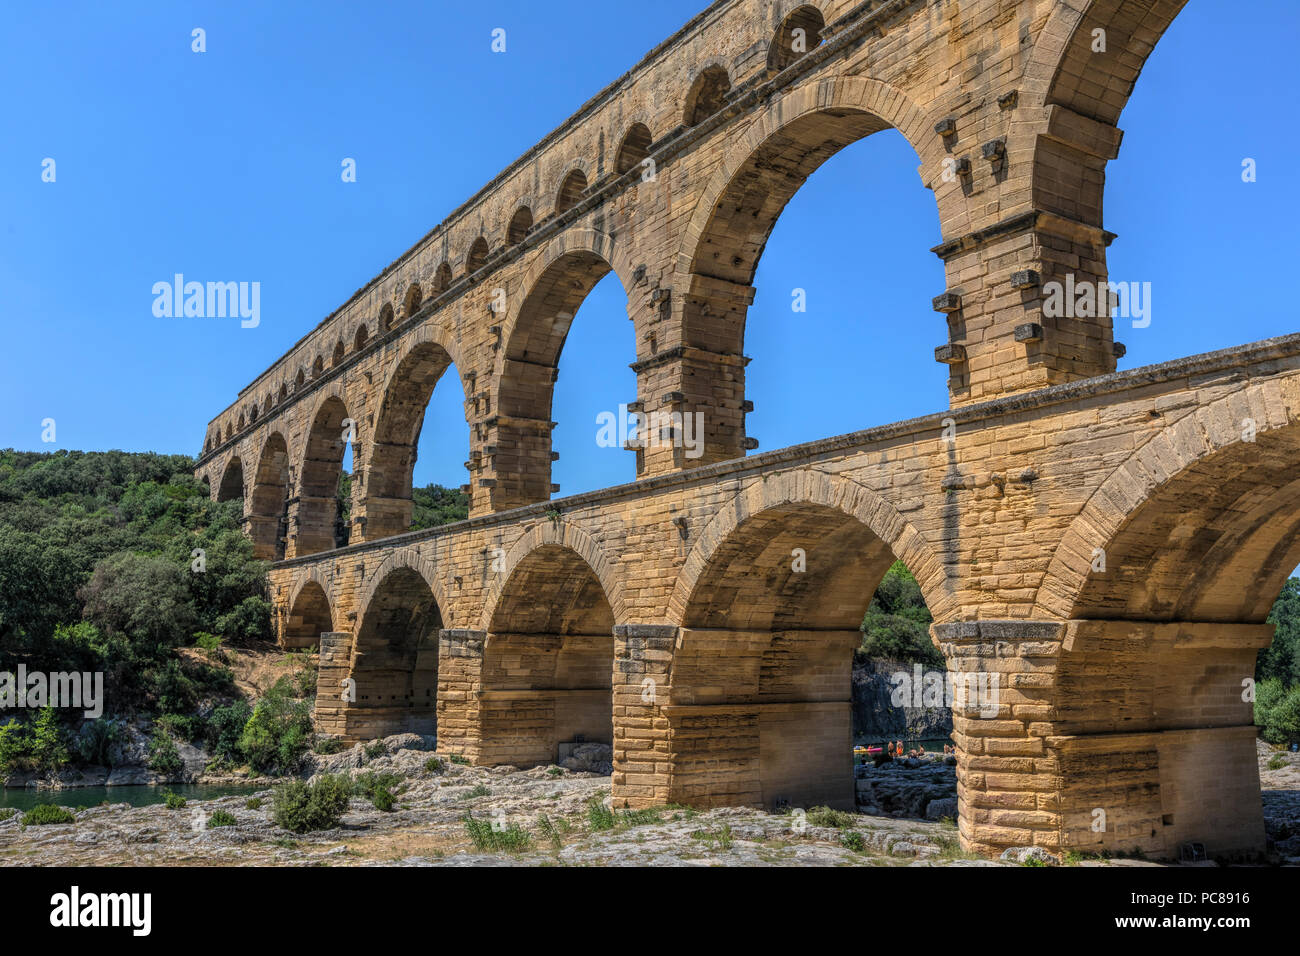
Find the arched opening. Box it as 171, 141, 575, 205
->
552, 271, 637, 495
1091, 1, 1296, 368
672, 501, 916, 810
403, 283, 423, 319
295, 369, 305, 391
682, 106, 942, 462
365, 341, 467, 540
768, 5, 824, 72
555, 170, 587, 214
331, 340, 345, 367
683, 65, 730, 127
347, 567, 441, 740
507, 205, 534, 245
224, 424, 233, 441
465, 237, 489, 276
614, 123, 652, 175
216, 456, 244, 504
354, 324, 368, 352
379, 303, 394, 333
312, 355, 324, 377
296, 396, 352, 557
480, 545, 614, 767
248, 404, 258, 424
497, 248, 628, 506
434, 262, 453, 293
248, 433, 289, 561
1031, 420, 1300, 860
284, 580, 332, 650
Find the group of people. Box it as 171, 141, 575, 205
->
880, 741, 957, 759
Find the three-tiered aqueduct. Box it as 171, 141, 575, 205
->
194, 0, 1298, 858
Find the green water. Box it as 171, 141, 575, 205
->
0, 783, 263, 813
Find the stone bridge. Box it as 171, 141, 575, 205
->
193, 0, 1298, 859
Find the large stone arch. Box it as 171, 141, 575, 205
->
362, 323, 471, 541
247, 431, 290, 561
293, 385, 353, 557
340, 560, 443, 742
654, 469, 948, 812
478, 520, 624, 633
1036, 377, 1300, 622
356, 545, 454, 632
216, 455, 245, 503
1025, 0, 1188, 127
659, 74, 944, 468
669, 470, 952, 625
283, 570, 334, 650
486, 228, 636, 510
475, 532, 619, 768
674, 74, 939, 283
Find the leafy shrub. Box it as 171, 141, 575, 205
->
193, 631, 221, 651
271, 775, 351, 833
207, 810, 236, 828
364, 741, 387, 760
449, 754, 468, 765
372, 787, 395, 812
22, 804, 75, 826
204, 700, 251, 764
313, 736, 343, 755
466, 784, 490, 798
147, 726, 183, 775
840, 831, 866, 852
424, 756, 445, 774
239, 678, 313, 775
0, 708, 69, 773
807, 806, 858, 829
462, 813, 532, 853
1255, 679, 1300, 745
157, 712, 204, 743
354, 772, 401, 799
1268, 753, 1287, 770
0, 808, 17, 822
245, 797, 263, 810
163, 790, 186, 810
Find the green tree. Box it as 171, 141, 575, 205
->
859, 561, 942, 667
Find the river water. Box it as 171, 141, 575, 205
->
0, 783, 263, 812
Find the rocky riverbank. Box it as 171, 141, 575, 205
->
0, 735, 1002, 867
4, 736, 1295, 866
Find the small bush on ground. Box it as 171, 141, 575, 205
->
271, 774, 351, 833
806, 806, 857, 829
207, 810, 236, 828
23, 804, 75, 826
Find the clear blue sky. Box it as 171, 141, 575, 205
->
2, 0, 1298, 498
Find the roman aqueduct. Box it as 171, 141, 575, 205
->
193, 0, 1298, 859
